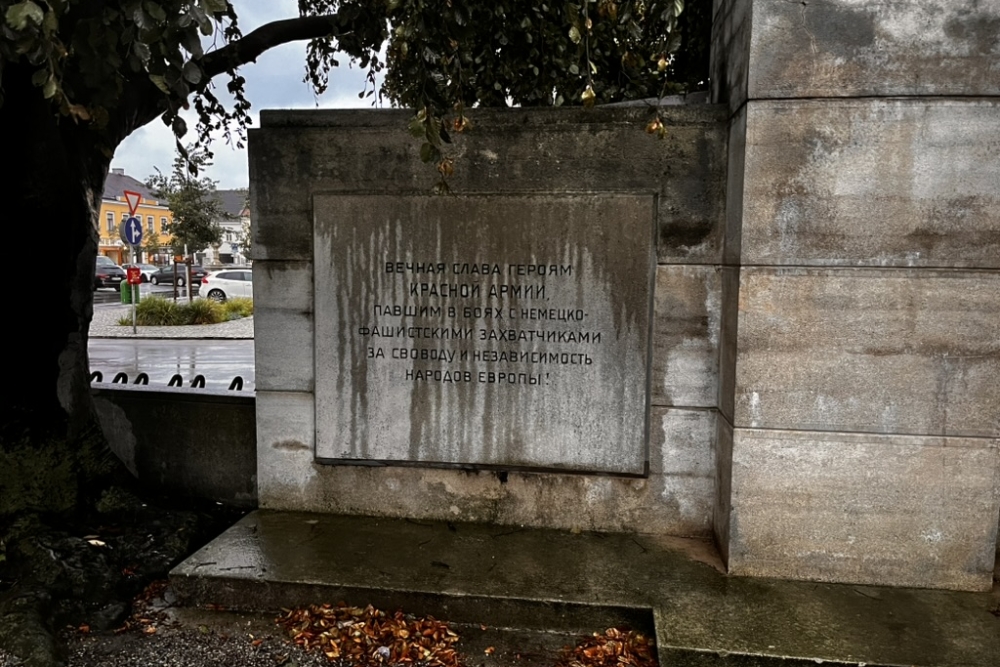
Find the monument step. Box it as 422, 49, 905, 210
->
170, 510, 1000, 667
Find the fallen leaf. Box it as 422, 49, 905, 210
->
143, 626, 157, 635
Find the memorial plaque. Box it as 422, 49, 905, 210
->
314, 194, 655, 474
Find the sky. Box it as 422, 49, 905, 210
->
111, 1, 384, 190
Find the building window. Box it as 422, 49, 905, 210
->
160, 217, 167, 232
106, 212, 114, 232
147, 216, 154, 234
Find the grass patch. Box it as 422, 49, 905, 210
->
222, 297, 254, 319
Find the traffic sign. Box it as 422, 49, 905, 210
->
120, 216, 143, 246
126, 266, 142, 285
123, 190, 142, 215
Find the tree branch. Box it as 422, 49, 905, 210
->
200, 15, 340, 79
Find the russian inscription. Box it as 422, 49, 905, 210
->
313, 194, 654, 473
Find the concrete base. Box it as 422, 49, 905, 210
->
171, 511, 1000, 666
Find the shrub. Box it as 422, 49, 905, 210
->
133, 296, 182, 326
223, 297, 254, 319
179, 298, 224, 325
118, 294, 253, 327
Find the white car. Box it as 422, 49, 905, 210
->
202, 269, 253, 302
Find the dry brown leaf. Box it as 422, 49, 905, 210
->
555, 628, 656, 667
277, 603, 463, 667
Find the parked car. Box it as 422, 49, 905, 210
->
123, 263, 160, 283
94, 263, 127, 290
149, 264, 207, 287
202, 269, 253, 302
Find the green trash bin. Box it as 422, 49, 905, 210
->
120, 281, 139, 305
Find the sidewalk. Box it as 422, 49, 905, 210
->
90, 304, 254, 339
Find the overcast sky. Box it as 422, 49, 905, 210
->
111, 1, 383, 190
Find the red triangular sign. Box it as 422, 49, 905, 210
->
123, 190, 142, 215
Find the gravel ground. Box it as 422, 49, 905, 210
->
0, 587, 578, 667
64, 616, 329, 667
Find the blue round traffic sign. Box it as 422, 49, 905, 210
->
123, 216, 143, 246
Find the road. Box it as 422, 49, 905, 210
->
88, 338, 255, 392
93, 282, 197, 306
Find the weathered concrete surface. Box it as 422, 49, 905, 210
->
717, 267, 739, 426
652, 265, 720, 408
722, 106, 746, 265
252, 260, 313, 394
740, 99, 1000, 268
250, 106, 727, 265
171, 511, 1000, 665
710, 0, 752, 110
93, 386, 257, 506
734, 268, 1000, 437
749, 0, 1000, 101
712, 0, 1000, 109
724, 428, 1000, 591
257, 389, 715, 537
312, 193, 654, 473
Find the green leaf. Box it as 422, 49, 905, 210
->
42, 76, 56, 98
172, 116, 188, 138
42, 8, 57, 34
200, 0, 229, 14
149, 74, 170, 94
182, 60, 202, 84
568, 25, 581, 44
408, 116, 426, 138
144, 1, 167, 22
674, 0, 685, 16
5, 1, 44, 30
132, 7, 153, 31
419, 142, 439, 163
133, 41, 151, 63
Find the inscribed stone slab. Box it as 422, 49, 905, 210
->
313, 194, 655, 473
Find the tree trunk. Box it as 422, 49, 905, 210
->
2, 63, 113, 444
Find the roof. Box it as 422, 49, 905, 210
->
215, 189, 249, 219
103, 169, 161, 204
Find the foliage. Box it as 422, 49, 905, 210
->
1, 1, 704, 179
236, 220, 251, 261
222, 296, 253, 319
131, 296, 184, 325
147, 148, 223, 254
127, 295, 249, 325
183, 296, 223, 323
0, 423, 113, 518
142, 225, 163, 261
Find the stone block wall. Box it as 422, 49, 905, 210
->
251, 106, 729, 537
712, 0, 1000, 590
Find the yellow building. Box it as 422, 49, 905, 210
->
99, 167, 173, 265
